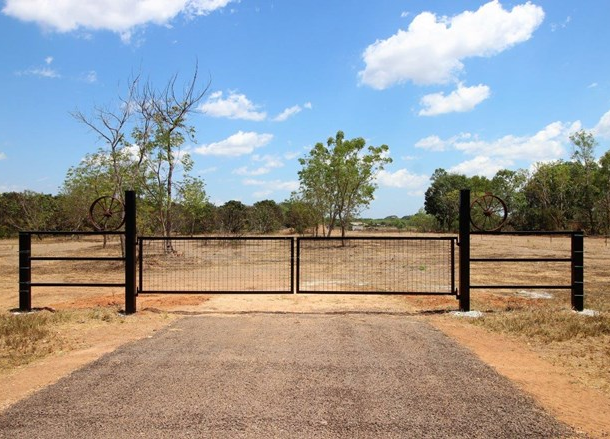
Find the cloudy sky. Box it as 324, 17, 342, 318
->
1, 0, 609, 217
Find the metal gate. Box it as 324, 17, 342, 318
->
14, 190, 586, 313
137, 236, 456, 296
138, 237, 294, 294
297, 237, 456, 295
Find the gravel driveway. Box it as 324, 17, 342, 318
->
0, 313, 575, 438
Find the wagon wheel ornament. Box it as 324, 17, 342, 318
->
470, 193, 508, 232
89, 196, 126, 231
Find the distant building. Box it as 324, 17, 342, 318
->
350, 222, 366, 231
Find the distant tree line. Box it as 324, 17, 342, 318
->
0, 193, 323, 238
424, 130, 610, 234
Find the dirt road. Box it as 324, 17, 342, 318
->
0, 309, 575, 438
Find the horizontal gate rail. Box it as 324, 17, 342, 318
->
24, 231, 125, 236
470, 258, 571, 263
30, 256, 125, 261
467, 228, 584, 310
138, 236, 294, 294
18, 231, 127, 311
296, 236, 456, 295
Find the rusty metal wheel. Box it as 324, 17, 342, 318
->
470, 193, 508, 232
89, 196, 125, 231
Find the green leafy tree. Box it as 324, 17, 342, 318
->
250, 200, 284, 234
175, 176, 208, 235
61, 149, 138, 230
569, 129, 600, 233
0, 191, 62, 236
407, 208, 440, 232
597, 149, 610, 234
523, 161, 575, 230
282, 197, 318, 235
298, 131, 391, 237
131, 69, 209, 239
218, 200, 249, 234
424, 169, 469, 231
491, 169, 529, 229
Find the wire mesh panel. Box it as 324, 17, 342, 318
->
139, 237, 293, 294
297, 237, 456, 294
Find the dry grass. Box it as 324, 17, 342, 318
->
467, 307, 610, 393
0, 307, 123, 370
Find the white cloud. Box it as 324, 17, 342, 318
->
419, 83, 490, 116
417, 120, 582, 177
17, 67, 60, 79
453, 121, 579, 162
199, 91, 267, 121
16, 57, 61, 78
415, 135, 448, 152
359, 1, 544, 89
588, 82, 598, 89
449, 156, 511, 178
273, 105, 301, 122
195, 131, 273, 157
233, 166, 269, 177
0, 152, 6, 160
233, 154, 284, 176
2, 0, 233, 39
550, 15, 571, 32
594, 110, 610, 139
82, 70, 97, 83
283, 151, 301, 160
376, 169, 429, 195
415, 133, 471, 151
273, 102, 312, 122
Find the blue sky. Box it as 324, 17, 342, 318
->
1, 0, 609, 217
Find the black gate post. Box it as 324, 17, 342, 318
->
571, 231, 584, 311
458, 189, 471, 312
18, 232, 32, 312
295, 237, 300, 294
124, 190, 137, 314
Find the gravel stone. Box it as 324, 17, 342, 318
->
0, 314, 576, 438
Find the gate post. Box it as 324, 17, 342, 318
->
18, 232, 32, 312
124, 190, 137, 314
458, 189, 471, 312
571, 231, 584, 311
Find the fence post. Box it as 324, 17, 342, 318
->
295, 237, 300, 294
571, 231, 584, 311
18, 232, 32, 312
124, 190, 137, 314
458, 189, 471, 312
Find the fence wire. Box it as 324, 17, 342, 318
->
139, 237, 293, 293
297, 237, 455, 294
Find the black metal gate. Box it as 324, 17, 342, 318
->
137, 236, 456, 296
296, 237, 456, 295
138, 237, 294, 294
15, 190, 585, 313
